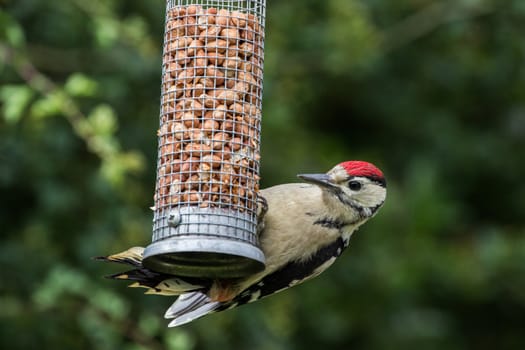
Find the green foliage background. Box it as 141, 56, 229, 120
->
1, 0, 525, 349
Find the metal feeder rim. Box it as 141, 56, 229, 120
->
143, 236, 266, 278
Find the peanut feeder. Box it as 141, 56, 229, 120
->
143, 0, 267, 278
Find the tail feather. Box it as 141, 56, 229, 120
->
105, 267, 167, 286
98, 247, 208, 296
98, 246, 221, 325
165, 292, 221, 327
95, 247, 145, 267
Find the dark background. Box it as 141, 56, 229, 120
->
1, 0, 525, 349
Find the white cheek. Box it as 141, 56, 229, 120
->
357, 186, 386, 207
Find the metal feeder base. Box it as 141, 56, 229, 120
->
143, 237, 265, 278
143, 207, 265, 278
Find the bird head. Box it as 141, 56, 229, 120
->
298, 161, 387, 220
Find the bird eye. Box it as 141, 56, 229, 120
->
348, 180, 362, 191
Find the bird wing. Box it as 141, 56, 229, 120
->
218, 237, 346, 310
164, 291, 221, 327
162, 237, 345, 325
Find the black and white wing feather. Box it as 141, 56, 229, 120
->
219, 237, 345, 310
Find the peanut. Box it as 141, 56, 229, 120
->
173, 122, 188, 140
238, 42, 254, 58
193, 83, 205, 96
206, 65, 225, 86
220, 28, 240, 44
207, 39, 228, 54
182, 15, 198, 36
187, 39, 204, 56
231, 11, 247, 27
216, 9, 231, 27
202, 119, 219, 133
222, 56, 241, 70
199, 25, 221, 40
215, 89, 240, 103
198, 17, 211, 31
186, 5, 200, 16
207, 52, 225, 66
194, 49, 207, 75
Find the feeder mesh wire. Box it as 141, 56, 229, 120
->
153, 0, 266, 243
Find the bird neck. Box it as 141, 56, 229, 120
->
320, 190, 369, 246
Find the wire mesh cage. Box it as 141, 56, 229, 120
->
143, 0, 267, 278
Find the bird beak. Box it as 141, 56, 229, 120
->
297, 173, 336, 189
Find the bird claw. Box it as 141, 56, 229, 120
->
256, 195, 268, 235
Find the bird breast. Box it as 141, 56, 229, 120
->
237, 183, 342, 289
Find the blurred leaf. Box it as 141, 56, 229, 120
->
65, 73, 99, 97
30, 91, 67, 119
138, 312, 162, 337
87, 289, 129, 321
99, 150, 145, 186
121, 16, 149, 46
0, 11, 25, 47
78, 308, 119, 350
325, 0, 380, 71
0, 295, 24, 319
0, 85, 34, 124
90, 135, 119, 156
164, 330, 195, 350
32, 265, 89, 310
92, 16, 119, 48
88, 104, 118, 135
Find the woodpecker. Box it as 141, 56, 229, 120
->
98, 160, 386, 327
